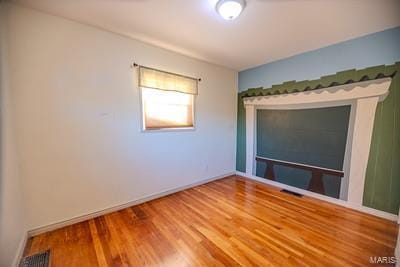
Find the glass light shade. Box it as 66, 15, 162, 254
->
217, 0, 244, 20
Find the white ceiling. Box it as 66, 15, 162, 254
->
13, 0, 400, 70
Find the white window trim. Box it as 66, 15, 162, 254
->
139, 87, 197, 133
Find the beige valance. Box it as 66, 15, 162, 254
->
139, 66, 198, 95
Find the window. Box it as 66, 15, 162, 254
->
141, 87, 194, 130
138, 66, 198, 131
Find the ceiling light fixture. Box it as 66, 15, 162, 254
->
216, 0, 246, 21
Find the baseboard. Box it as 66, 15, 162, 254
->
12, 231, 28, 267
28, 172, 235, 237
236, 171, 399, 222
26, 170, 398, 237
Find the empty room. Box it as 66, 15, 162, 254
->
1, 0, 400, 266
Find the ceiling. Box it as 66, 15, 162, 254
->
13, 0, 400, 71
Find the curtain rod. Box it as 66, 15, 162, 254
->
131, 62, 202, 82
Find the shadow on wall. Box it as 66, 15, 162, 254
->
0, 3, 27, 266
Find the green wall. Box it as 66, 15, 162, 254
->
364, 66, 400, 214
236, 63, 400, 214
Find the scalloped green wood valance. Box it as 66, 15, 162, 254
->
240, 62, 399, 98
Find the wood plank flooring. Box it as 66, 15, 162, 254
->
23, 175, 398, 266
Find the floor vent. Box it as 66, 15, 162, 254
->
20, 250, 50, 267
281, 189, 303, 197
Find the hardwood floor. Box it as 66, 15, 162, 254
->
23, 175, 398, 266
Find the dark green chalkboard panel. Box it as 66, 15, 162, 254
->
256, 106, 351, 198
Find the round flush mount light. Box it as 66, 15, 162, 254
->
216, 0, 246, 20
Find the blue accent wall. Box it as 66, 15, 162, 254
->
239, 27, 400, 91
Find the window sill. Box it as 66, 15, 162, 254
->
141, 127, 195, 133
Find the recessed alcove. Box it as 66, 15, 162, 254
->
255, 106, 351, 199
244, 78, 392, 206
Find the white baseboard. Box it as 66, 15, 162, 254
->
28, 172, 235, 237
24, 171, 398, 241
12, 231, 28, 267
236, 171, 399, 222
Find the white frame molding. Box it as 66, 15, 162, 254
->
243, 78, 392, 210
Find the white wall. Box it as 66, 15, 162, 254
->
7, 4, 237, 230
0, 3, 27, 267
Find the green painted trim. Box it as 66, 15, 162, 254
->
236, 62, 400, 214
241, 63, 398, 98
